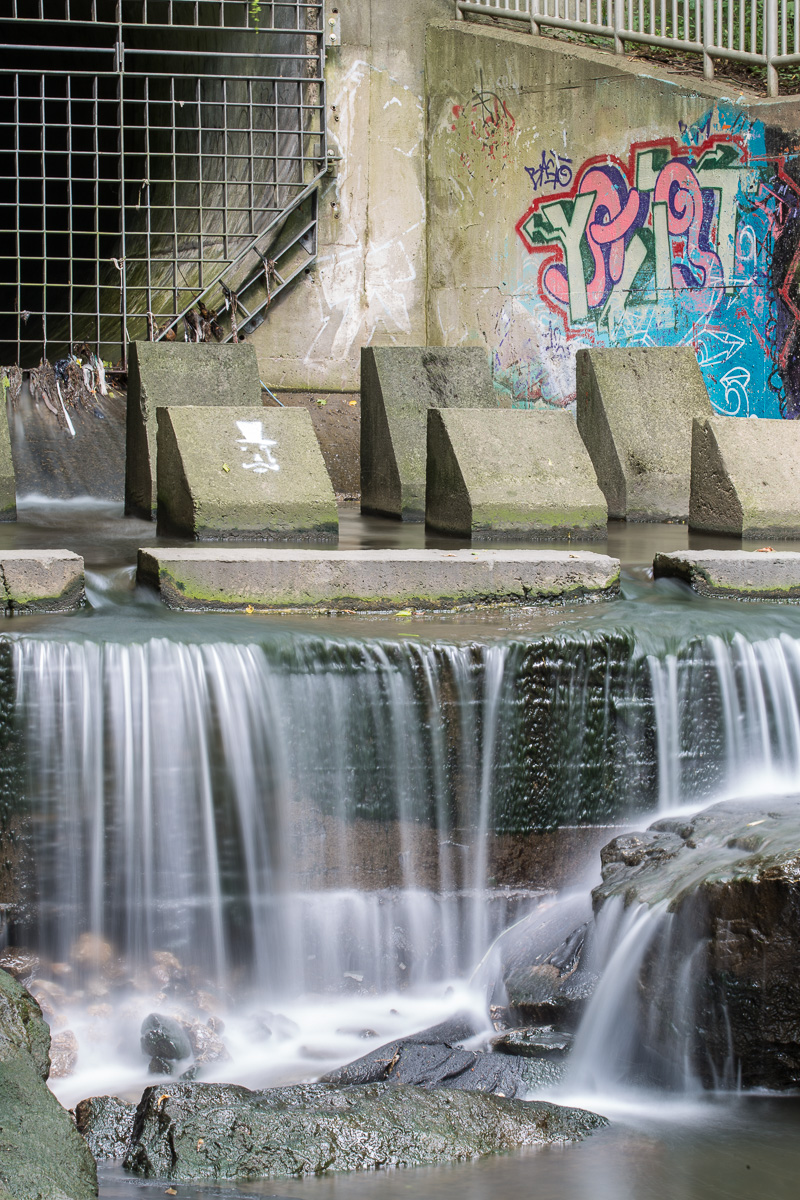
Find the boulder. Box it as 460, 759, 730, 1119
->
0, 550, 84, 614
140, 1012, 193, 1071
361, 346, 507, 521
75, 1094, 136, 1160
491, 1027, 573, 1058
123, 1080, 605, 1180
125, 341, 263, 518
156, 406, 338, 540
425, 409, 606, 539
593, 796, 800, 1089
0, 966, 97, 1199
690, 416, 800, 538
0, 408, 14, 521
576, 347, 712, 521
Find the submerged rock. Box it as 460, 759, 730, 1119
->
594, 796, 800, 1089
0, 966, 97, 1199
123, 1080, 606, 1180
49, 1028, 79, 1077
75, 1094, 136, 1160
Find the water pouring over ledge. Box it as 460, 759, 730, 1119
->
4, 596, 800, 1114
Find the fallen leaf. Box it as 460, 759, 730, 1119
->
245, 604, 254, 615
165, 1190, 178, 1196
348, 399, 357, 406
316, 397, 327, 406
395, 609, 412, 617
197, 1138, 205, 1150
756, 547, 774, 552
222, 463, 230, 473
157, 1094, 169, 1108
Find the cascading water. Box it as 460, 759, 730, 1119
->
5, 616, 800, 1109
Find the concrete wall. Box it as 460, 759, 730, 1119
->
426, 22, 800, 416
250, 8, 800, 417
250, 0, 452, 392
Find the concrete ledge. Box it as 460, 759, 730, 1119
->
690, 417, 800, 538
0, 550, 84, 614
138, 548, 621, 612
653, 550, 800, 600
426, 409, 606, 539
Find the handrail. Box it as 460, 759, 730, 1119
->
455, 0, 795, 96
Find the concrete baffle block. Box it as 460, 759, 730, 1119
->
0, 550, 84, 613
125, 341, 263, 519
425, 409, 607, 539
0, 406, 15, 520
137, 547, 621, 611
576, 347, 713, 521
156, 406, 338, 540
361, 346, 507, 522
690, 416, 800, 538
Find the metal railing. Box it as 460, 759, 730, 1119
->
455, 0, 799, 95
0, 2, 327, 366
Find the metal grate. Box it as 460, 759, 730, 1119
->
0, 1, 327, 366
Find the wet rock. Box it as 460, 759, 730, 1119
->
503, 923, 598, 1027
0, 948, 40, 988
323, 1011, 546, 1099
49, 1028, 78, 1077
594, 796, 800, 1090
248, 1010, 299, 1043
187, 1019, 230, 1066
123, 1080, 606, 1180
0, 966, 97, 1198
140, 1012, 192, 1064
492, 1026, 573, 1058
75, 1094, 136, 1160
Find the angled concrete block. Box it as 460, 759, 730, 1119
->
425, 409, 606, 539
137, 548, 621, 611
156, 406, 338, 540
0, 407, 15, 520
576, 347, 713, 522
125, 341, 263, 519
0, 550, 84, 613
690, 416, 800, 538
361, 346, 507, 522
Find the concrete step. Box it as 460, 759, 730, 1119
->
138, 547, 620, 612
0, 550, 84, 614
653, 550, 800, 599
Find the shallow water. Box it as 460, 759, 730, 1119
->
5, 499, 800, 1196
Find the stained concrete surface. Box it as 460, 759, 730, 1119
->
653, 549, 800, 598
0, 549, 84, 613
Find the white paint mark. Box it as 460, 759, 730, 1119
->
235, 420, 279, 473
384, 97, 401, 109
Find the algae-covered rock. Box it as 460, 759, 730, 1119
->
0, 966, 97, 1199
75, 1094, 136, 1161
124, 1080, 605, 1180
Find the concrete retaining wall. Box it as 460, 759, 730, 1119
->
0, 409, 15, 520
138, 547, 620, 611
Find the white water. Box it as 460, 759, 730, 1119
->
8, 623, 800, 1107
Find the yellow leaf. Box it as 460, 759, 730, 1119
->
222, 463, 230, 473
396, 609, 412, 617
348, 399, 357, 406
245, 604, 254, 614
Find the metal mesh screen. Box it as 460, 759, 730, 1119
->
0, 1, 326, 366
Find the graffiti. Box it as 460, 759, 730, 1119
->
236, 420, 279, 473
525, 151, 573, 192
511, 105, 800, 417
451, 72, 515, 178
